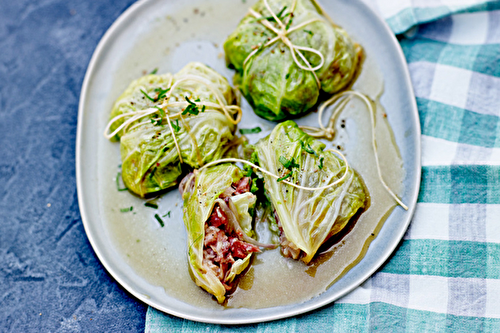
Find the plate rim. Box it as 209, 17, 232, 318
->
76, 0, 421, 324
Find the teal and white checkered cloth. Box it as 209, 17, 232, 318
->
145, 1, 500, 331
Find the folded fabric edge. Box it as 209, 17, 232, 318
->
386, 1, 500, 35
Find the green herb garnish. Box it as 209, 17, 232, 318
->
155, 106, 166, 118
149, 68, 158, 75
154, 214, 165, 227
170, 119, 180, 132
276, 6, 287, 18
140, 89, 156, 102
239, 127, 262, 135
304, 29, 313, 35
150, 117, 162, 126
116, 172, 128, 191
318, 157, 324, 170
154, 87, 170, 101
277, 170, 293, 182
300, 140, 318, 157
279, 156, 299, 170
162, 211, 171, 218
151, 106, 165, 126
144, 202, 158, 209
285, 14, 294, 30
285, 73, 290, 80
182, 96, 201, 115
252, 6, 289, 23
120, 206, 133, 213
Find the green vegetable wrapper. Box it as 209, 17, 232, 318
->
181, 164, 261, 303
107, 63, 240, 197
255, 121, 367, 263
224, 0, 361, 121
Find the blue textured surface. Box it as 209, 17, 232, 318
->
0, 0, 147, 331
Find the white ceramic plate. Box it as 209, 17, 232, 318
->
77, 0, 420, 324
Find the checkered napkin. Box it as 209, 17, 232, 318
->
145, 1, 500, 331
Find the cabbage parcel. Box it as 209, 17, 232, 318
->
107, 62, 239, 197
224, 0, 361, 121
180, 164, 269, 303
254, 121, 367, 263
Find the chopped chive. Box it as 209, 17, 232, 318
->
150, 117, 162, 126
239, 127, 262, 135
285, 14, 294, 30
171, 120, 180, 132
279, 156, 299, 170
182, 96, 201, 115
276, 6, 287, 18
144, 202, 158, 209
251, 16, 274, 23
156, 106, 166, 116
116, 172, 128, 191
140, 89, 156, 102
251, 9, 289, 24
304, 29, 313, 35
201, 104, 206, 113
154, 87, 170, 101
154, 106, 166, 125
277, 170, 293, 182
154, 214, 165, 227
149, 68, 158, 75
300, 140, 318, 157
151, 106, 165, 126
162, 211, 171, 218
120, 206, 133, 213
318, 157, 324, 170
182, 104, 199, 115
285, 73, 290, 80
149, 166, 157, 178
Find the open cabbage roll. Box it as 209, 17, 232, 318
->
180, 164, 266, 303
224, 0, 361, 121
254, 121, 367, 263
108, 62, 239, 197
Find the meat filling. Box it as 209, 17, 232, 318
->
274, 210, 302, 260
203, 177, 259, 290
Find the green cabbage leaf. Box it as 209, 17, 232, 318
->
182, 164, 256, 303
224, 0, 360, 121
110, 62, 239, 197
255, 121, 366, 263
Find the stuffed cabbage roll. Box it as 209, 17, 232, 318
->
107, 62, 240, 197
224, 0, 361, 121
254, 121, 366, 263
180, 164, 266, 303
